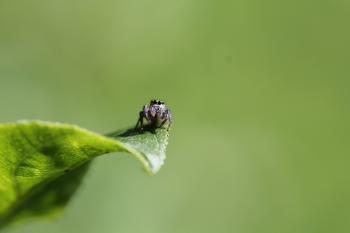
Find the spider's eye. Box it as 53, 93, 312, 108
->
160, 101, 164, 105
157, 100, 161, 104
151, 99, 156, 104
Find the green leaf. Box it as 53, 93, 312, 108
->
0, 120, 170, 228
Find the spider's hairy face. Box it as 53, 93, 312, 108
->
135, 99, 172, 131
149, 99, 167, 118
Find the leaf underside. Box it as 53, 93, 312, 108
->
0, 121, 169, 228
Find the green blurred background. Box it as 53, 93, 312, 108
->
1, 1, 349, 233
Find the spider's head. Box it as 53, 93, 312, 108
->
150, 99, 165, 106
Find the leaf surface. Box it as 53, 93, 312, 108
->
0, 121, 169, 228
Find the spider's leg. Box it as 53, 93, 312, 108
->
143, 105, 150, 121
160, 110, 172, 130
140, 117, 144, 131
166, 110, 172, 130
144, 112, 150, 122
135, 111, 145, 130
159, 118, 168, 128
166, 118, 172, 130
134, 118, 140, 129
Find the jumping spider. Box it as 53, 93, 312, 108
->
135, 99, 172, 131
